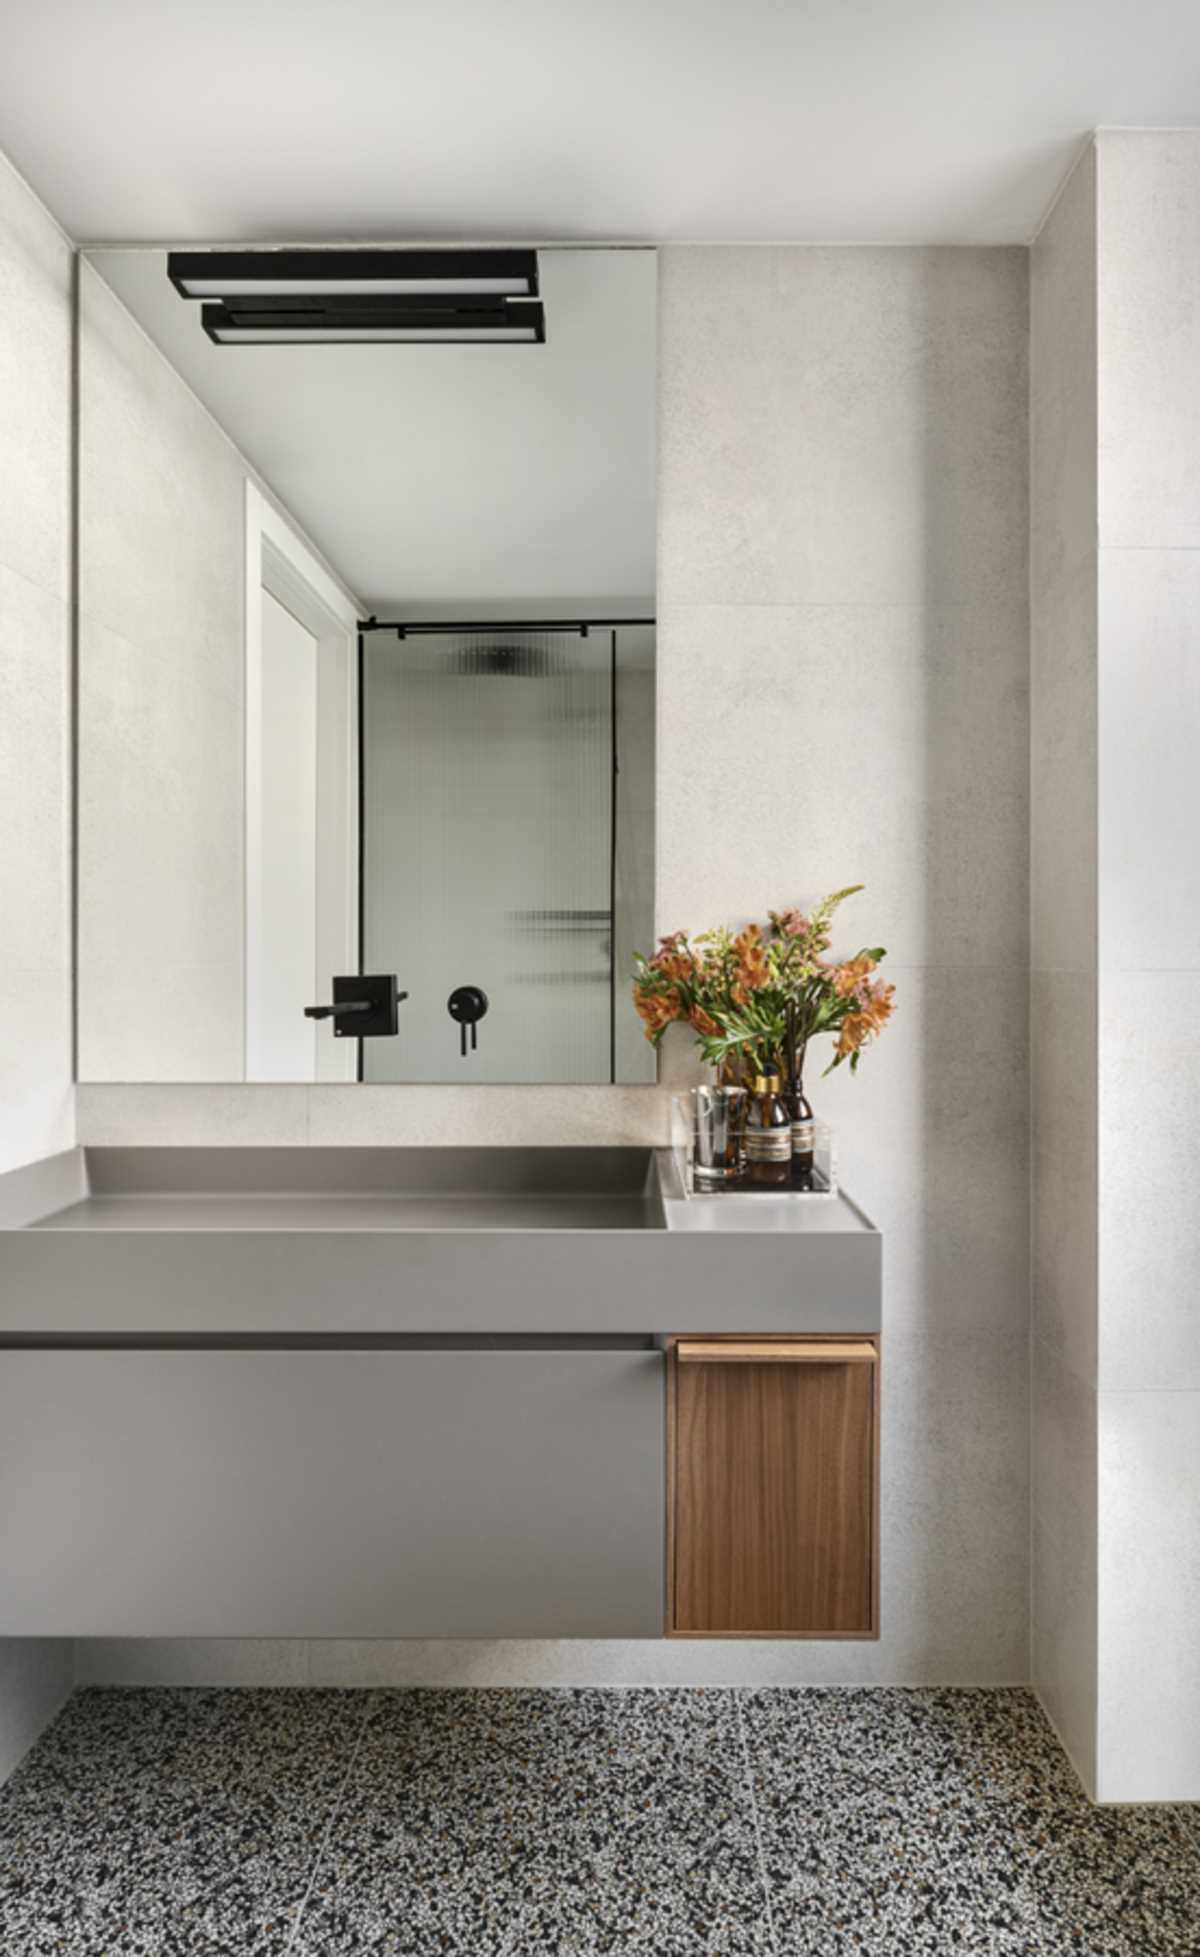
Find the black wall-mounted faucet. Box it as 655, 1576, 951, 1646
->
305, 975, 409, 1038
447, 985, 489, 1058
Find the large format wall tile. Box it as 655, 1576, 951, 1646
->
0, 175, 74, 1172
1099, 547, 1200, 973
657, 601, 1028, 972
78, 264, 248, 1080
1030, 380, 1097, 608
1029, 148, 1097, 986
0, 1641, 72, 1785
1098, 1387, 1200, 1801
305, 1083, 669, 1148
78, 264, 245, 666
1099, 969, 1200, 1391
0, 154, 71, 602
0, 569, 71, 979
1030, 557, 1096, 978
78, 610, 244, 1080
1098, 129, 1200, 550
815, 965, 1027, 1340
1031, 968, 1097, 1386
1030, 143, 1096, 419
1032, 1335, 1097, 1795
74, 1084, 310, 1148
1029, 140, 1101, 1783
0, 150, 76, 1776
76, 1640, 308, 1688
659, 246, 1027, 610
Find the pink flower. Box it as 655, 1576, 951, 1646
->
771, 907, 811, 939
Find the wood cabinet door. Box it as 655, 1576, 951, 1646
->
668, 1338, 879, 1638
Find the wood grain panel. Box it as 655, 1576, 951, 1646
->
670, 1339, 877, 1637
676, 1340, 876, 1365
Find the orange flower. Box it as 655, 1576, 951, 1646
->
835, 982, 895, 1057
860, 980, 895, 1033
688, 1005, 721, 1038
633, 984, 683, 1040
733, 923, 769, 991
655, 952, 697, 984
836, 1013, 869, 1058
833, 956, 876, 999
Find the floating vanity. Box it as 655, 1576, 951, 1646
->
0, 1147, 880, 1643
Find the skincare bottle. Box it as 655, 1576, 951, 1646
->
789, 1077, 815, 1186
744, 1074, 792, 1186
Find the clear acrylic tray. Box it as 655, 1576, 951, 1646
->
670, 1092, 839, 1201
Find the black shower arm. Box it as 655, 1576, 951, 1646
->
304, 991, 409, 1021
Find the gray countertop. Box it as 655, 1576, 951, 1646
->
0, 1145, 880, 1338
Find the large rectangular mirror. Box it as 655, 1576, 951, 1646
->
77, 247, 656, 1083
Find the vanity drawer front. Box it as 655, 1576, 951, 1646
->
668, 1337, 879, 1637
0, 1347, 664, 1637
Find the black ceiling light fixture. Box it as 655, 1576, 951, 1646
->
166, 249, 544, 345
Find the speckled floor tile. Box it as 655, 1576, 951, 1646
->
741, 1687, 1084, 1810
741, 1691, 1200, 1957
763, 1789, 1200, 1957
0, 1686, 1196, 1957
1026, 1800, 1200, 1957
0, 1689, 367, 1956
764, 1785, 1039, 1954
295, 1688, 771, 1955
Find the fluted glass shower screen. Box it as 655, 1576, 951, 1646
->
360, 625, 654, 1084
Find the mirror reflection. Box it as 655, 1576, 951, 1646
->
77, 248, 656, 1084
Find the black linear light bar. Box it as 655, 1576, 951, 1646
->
168, 249, 539, 298
199, 296, 544, 346
168, 249, 544, 345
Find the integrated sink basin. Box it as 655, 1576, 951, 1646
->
0, 1144, 880, 1340
26, 1146, 670, 1234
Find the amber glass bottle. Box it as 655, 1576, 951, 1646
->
744, 1074, 792, 1186
789, 1075, 815, 1186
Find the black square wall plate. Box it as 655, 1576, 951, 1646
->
332, 974, 399, 1038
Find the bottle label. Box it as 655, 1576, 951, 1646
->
745, 1128, 792, 1163
792, 1120, 815, 1152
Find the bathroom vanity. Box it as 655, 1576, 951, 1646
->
0, 1147, 880, 1643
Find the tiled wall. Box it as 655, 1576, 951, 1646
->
0, 155, 74, 1173
0, 150, 76, 1776
77, 264, 250, 1081
1031, 129, 1200, 1805
1030, 145, 1099, 1795
1094, 130, 1200, 1803
79, 244, 1033, 1689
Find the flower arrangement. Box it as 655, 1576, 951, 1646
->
632, 885, 895, 1079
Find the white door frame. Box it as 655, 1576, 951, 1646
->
245, 481, 361, 1082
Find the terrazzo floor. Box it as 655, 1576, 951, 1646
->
0, 1687, 1196, 1955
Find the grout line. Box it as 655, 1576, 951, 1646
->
283, 1689, 376, 1954
734, 1690, 778, 1957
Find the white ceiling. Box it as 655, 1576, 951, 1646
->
88, 248, 656, 610
2, 1, 1199, 245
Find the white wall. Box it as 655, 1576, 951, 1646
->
77, 263, 248, 1080
1095, 130, 1200, 1803
1031, 129, 1200, 1805
1030, 144, 1099, 1795
77, 243, 1032, 1690
0, 157, 74, 1170
0, 149, 76, 1776
77, 268, 361, 1082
